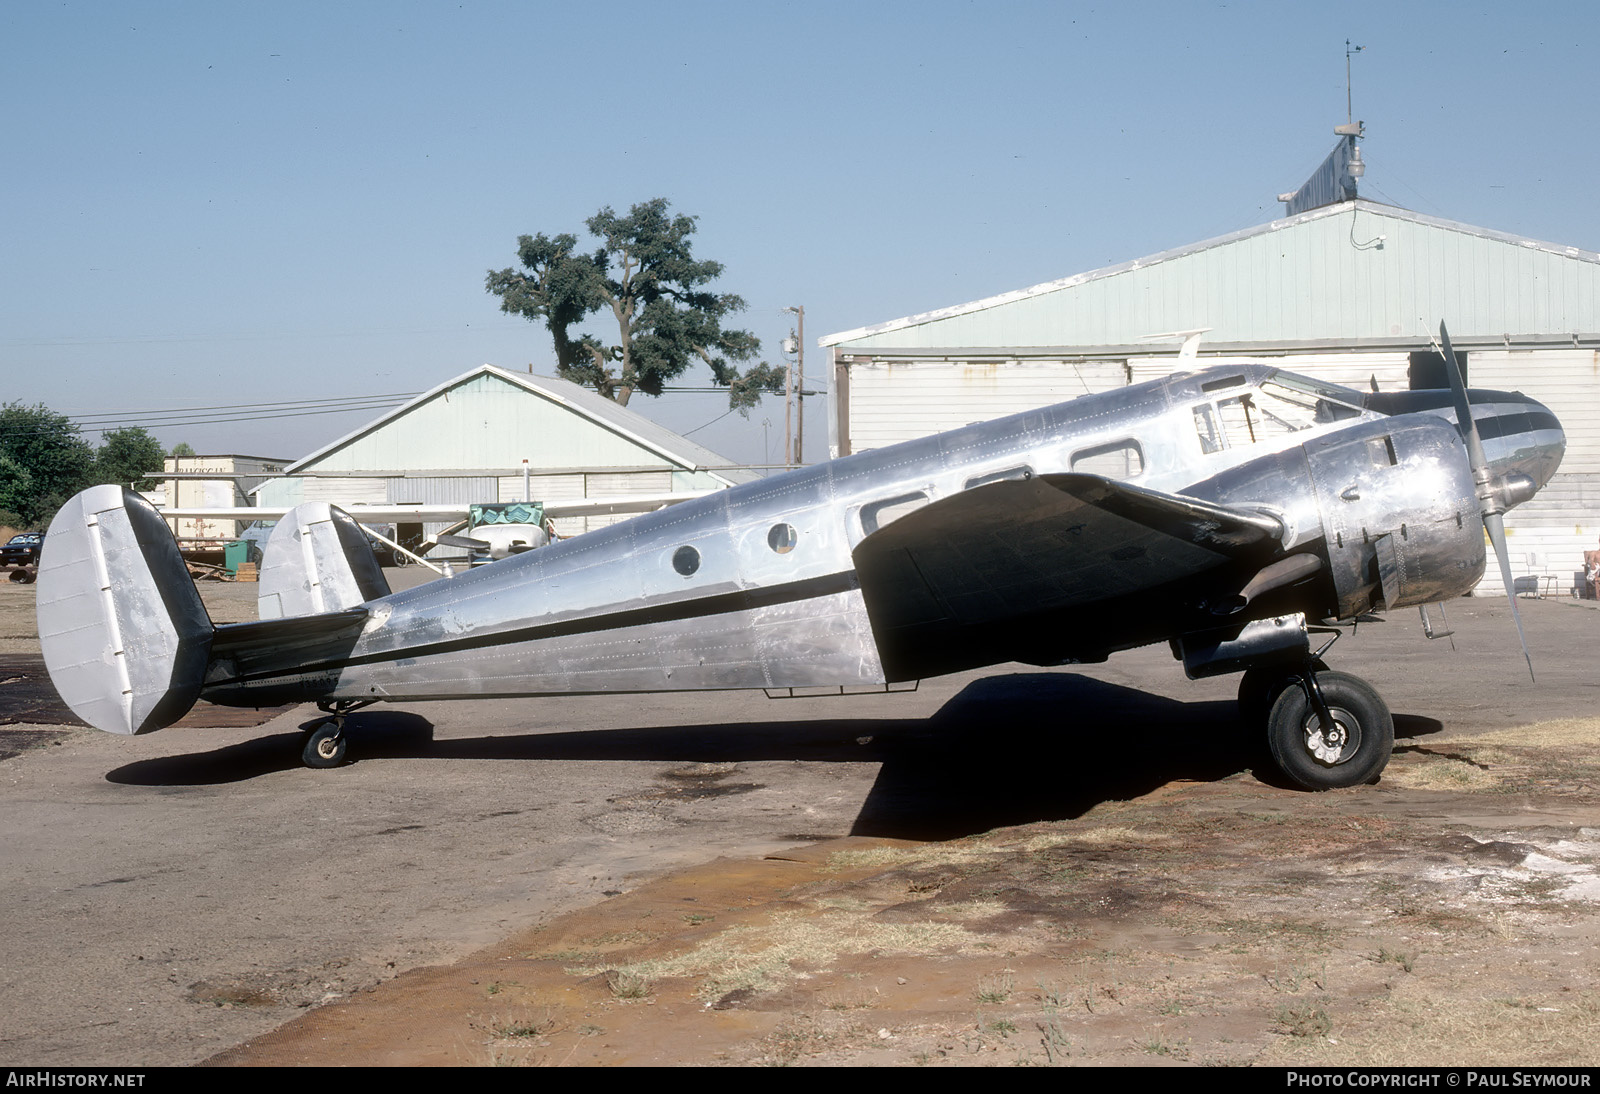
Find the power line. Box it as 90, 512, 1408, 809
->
62, 391, 420, 422
0, 393, 418, 438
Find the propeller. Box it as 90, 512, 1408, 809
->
1438, 321, 1535, 681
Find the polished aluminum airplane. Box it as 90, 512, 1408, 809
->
37, 325, 1564, 788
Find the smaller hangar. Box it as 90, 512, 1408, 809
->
255, 365, 753, 545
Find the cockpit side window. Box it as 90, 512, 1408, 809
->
1217, 395, 1258, 447
1193, 405, 1224, 454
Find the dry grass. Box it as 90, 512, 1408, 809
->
825, 842, 990, 871
568, 911, 981, 1001
1260, 993, 1600, 1067
1385, 717, 1600, 792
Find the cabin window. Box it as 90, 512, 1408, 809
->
671, 545, 700, 576
767, 523, 798, 554
964, 466, 1033, 490
1070, 441, 1145, 480
861, 492, 930, 535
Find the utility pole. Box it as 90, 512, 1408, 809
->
782, 338, 793, 468
784, 305, 805, 466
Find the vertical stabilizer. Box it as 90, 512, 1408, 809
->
36, 486, 213, 735
258, 503, 391, 620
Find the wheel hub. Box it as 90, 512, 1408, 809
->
1304, 709, 1358, 765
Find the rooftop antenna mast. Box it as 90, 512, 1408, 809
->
1346, 39, 1363, 126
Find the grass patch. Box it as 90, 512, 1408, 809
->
975, 972, 1014, 1004
569, 910, 981, 1001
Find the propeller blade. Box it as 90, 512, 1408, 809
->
1483, 511, 1535, 682
438, 533, 490, 550
1440, 321, 1535, 681
1439, 323, 1488, 470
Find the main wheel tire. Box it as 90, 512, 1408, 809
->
302, 722, 347, 768
1266, 671, 1392, 790
1238, 659, 1327, 726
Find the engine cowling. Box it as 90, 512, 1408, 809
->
1301, 416, 1484, 617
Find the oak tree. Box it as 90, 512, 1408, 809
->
487, 199, 783, 411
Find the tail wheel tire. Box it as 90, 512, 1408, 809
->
302, 722, 347, 768
1266, 671, 1392, 790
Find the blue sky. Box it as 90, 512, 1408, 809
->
4, 0, 1596, 466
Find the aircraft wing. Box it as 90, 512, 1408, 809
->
157, 491, 713, 524
852, 473, 1288, 673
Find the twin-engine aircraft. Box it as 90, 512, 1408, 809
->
37, 326, 1564, 789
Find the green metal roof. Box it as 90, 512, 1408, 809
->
287, 366, 754, 484
822, 201, 1600, 353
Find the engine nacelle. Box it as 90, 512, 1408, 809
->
1301, 416, 1484, 616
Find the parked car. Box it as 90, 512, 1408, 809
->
1, 532, 43, 582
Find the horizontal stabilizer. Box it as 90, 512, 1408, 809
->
206, 607, 370, 691
258, 503, 391, 620
36, 486, 213, 735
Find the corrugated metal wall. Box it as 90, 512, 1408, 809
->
1127, 352, 1411, 389
847, 359, 1126, 452
1470, 349, 1600, 597
303, 477, 387, 506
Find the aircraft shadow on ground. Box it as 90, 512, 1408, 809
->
105, 674, 1439, 841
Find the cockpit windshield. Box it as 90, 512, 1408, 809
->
1196, 373, 1368, 453
1263, 373, 1368, 424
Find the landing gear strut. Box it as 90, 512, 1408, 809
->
299, 700, 376, 768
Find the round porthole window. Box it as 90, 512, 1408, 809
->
767, 523, 797, 554
672, 545, 700, 576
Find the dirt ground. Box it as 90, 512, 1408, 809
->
4, 574, 1599, 1067
210, 737, 1600, 1068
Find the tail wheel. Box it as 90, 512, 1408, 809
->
1266, 671, 1392, 790
302, 721, 347, 768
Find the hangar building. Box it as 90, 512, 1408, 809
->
820, 199, 1600, 596
254, 365, 753, 547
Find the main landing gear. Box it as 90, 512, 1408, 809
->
1238, 661, 1393, 790
1180, 615, 1394, 790
299, 700, 376, 768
